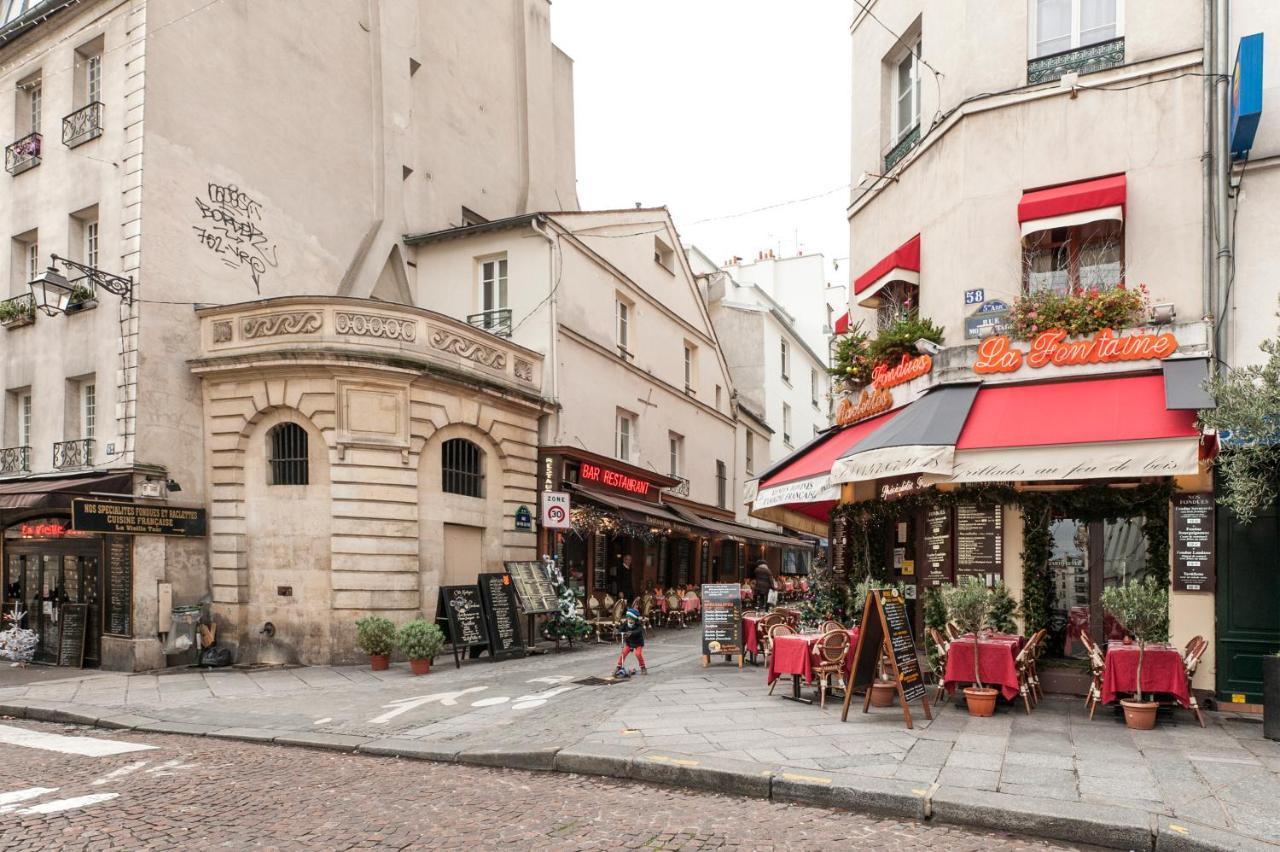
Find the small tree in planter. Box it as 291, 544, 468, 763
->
942, 577, 997, 716
1101, 577, 1169, 730
355, 615, 396, 671
986, 582, 1020, 634
396, 619, 445, 675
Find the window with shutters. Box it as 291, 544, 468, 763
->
268, 423, 309, 486
441, 438, 484, 497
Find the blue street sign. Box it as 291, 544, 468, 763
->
964, 289, 985, 305
1231, 33, 1264, 159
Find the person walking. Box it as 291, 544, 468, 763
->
753, 561, 776, 612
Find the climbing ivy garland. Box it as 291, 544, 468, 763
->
826, 480, 1176, 635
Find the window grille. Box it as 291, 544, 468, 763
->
268, 423, 308, 486
442, 438, 484, 497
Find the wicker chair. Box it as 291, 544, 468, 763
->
1183, 636, 1208, 728
928, 627, 951, 705
766, 623, 796, 695
756, 611, 786, 657
639, 595, 656, 635
1025, 629, 1048, 702
665, 593, 686, 628
821, 620, 845, 634
1079, 631, 1106, 720
592, 598, 625, 643
812, 629, 851, 709
1014, 641, 1036, 714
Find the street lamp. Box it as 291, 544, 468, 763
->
28, 266, 74, 317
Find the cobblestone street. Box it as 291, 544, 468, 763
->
0, 720, 1098, 851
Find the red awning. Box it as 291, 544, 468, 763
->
1017, 174, 1126, 223
834, 312, 850, 335
956, 374, 1197, 450
853, 234, 920, 295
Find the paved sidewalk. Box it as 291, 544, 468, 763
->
0, 631, 1275, 850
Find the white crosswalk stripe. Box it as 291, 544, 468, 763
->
0, 725, 155, 757
0, 788, 56, 806
16, 793, 118, 815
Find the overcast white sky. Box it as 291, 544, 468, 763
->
550, 1, 852, 285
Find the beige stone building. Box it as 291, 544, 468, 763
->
0, 0, 578, 667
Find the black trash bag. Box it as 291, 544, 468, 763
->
199, 645, 233, 668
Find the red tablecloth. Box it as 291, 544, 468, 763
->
682, 597, 700, 613
944, 634, 1022, 700
743, 616, 761, 655
767, 629, 859, 686
1101, 642, 1189, 707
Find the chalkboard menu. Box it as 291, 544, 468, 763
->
103, 535, 133, 637
700, 583, 742, 662
436, 585, 489, 668
955, 503, 1002, 580
830, 514, 851, 577
593, 536, 608, 591
880, 589, 925, 702
477, 573, 526, 659
57, 603, 87, 668
1173, 492, 1215, 592
841, 588, 931, 729
505, 561, 560, 614
921, 505, 953, 587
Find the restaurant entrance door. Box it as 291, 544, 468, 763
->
1047, 516, 1149, 660
4, 538, 102, 667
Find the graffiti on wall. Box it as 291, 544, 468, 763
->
192, 183, 279, 292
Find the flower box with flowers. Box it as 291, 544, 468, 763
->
1010, 283, 1150, 341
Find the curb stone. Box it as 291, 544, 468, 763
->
457, 745, 561, 772
9, 705, 1266, 850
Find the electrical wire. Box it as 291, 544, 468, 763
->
687, 184, 849, 226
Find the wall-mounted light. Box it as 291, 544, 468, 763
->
29, 254, 133, 316
914, 338, 942, 356
28, 266, 74, 316
1149, 303, 1176, 325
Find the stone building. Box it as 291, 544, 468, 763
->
0, 0, 578, 667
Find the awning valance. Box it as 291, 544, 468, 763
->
853, 234, 921, 303
1018, 174, 1126, 238
566, 484, 688, 529
831, 384, 979, 484
668, 505, 805, 547
0, 471, 135, 511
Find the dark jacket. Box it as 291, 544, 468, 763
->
753, 564, 774, 603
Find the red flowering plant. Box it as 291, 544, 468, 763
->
829, 319, 874, 390
1009, 283, 1150, 341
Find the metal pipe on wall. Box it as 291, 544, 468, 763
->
1213, 0, 1232, 365
1202, 0, 1215, 373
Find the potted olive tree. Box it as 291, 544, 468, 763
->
1101, 577, 1169, 731
396, 618, 445, 675
1262, 652, 1279, 741
354, 615, 396, 671
942, 577, 998, 716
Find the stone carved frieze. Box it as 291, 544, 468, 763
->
212, 321, 234, 343
514, 359, 534, 383
240, 311, 322, 339
428, 327, 507, 370
335, 312, 417, 342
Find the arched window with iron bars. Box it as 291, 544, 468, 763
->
268, 422, 309, 486
441, 438, 484, 497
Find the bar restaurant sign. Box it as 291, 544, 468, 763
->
72, 499, 208, 537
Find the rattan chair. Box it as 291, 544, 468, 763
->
821, 620, 845, 634
1026, 629, 1048, 702
1014, 641, 1036, 714
766, 623, 796, 695
812, 629, 851, 709
928, 627, 951, 705
1183, 635, 1208, 728
1079, 631, 1106, 720
592, 598, 625, 643
756, 611, 786, 657
665, 594, 686, 628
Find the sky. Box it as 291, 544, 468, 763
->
550, 1, 853, 286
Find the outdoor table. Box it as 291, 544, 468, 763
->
743, 615, 762, 661
943, 633, 1023, 700
1101, 641, 1189, 707
767, 628, 860, 704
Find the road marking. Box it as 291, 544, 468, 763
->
0, 725, 156, 757
511, 685, 576, 710
18, 793, 118, 815
91, 761, 148, 786
526, 676, 574, 685
145, 759, 195, 776
368, 687, 488, 724
313, 717, 332, 725
470, 697, 510, 708
0, 788, 56, 806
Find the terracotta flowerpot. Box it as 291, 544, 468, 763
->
1121, 699, 1158, 730
409, 658, 431, 676
963, 686, 999, 717
870, 681, 897, 707
369, 654, 390, 671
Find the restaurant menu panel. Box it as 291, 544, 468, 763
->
478, 572, 526, 659
504, 561, 560, 614
955, 503, 1003, 581
57, 603, 87, 668
830, 514, 851, 577
436, 585, 489, 649
700, 583, 742, 657
921, 505, 952, 587
880, 589, 926, 702
1173, 492, 1215, 592
103, 535, 133, 637
593, 536, 607, 591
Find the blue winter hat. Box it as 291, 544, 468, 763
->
626, 607, 641, 619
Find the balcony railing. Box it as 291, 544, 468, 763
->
0, 446, 30, 475
0, 294, 35, 328
664, 476, 690, 498
467, 308, 512, 338
62, 101, 103, 148
53, 438, 93, 470
5, 132, 41, 175
883, 124, 920, 172
1027, 37, 1125, 85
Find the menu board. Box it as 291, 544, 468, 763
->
830, 514, 851, 577
955, 503, 1003, 581
1173, 492, 1215, 592
435, 585, 489, 668
101, 535, 133, 637
921, 505, 953, 587
700, 583, 742, 660
880, 589, 926, 702
57, 603, 87, 668
593, 536, 608, 591
477, 573, 526, 659
504, 561, 559, 614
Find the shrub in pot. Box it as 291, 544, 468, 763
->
942, 577, 998, 716
354, 615, 396, 671
1263, 652, 1280, 742
396, 619, 445, 675
1100, 577, 1169, 731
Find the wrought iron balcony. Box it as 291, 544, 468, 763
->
53, 438, 93, 470
0, 294, 35, 328
664, 476, 690, 498
4, 132, 41, 175
62, 101, 103, 148
883, 124, 920, 172
0, 446, 30, 475
1028, 38, 1125, 85
467, 308, 512, 338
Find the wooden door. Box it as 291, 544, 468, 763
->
1215, 495, 1280, 704
442, 523, 484, 588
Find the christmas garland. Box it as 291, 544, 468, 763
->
824, 480, 1176, 635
